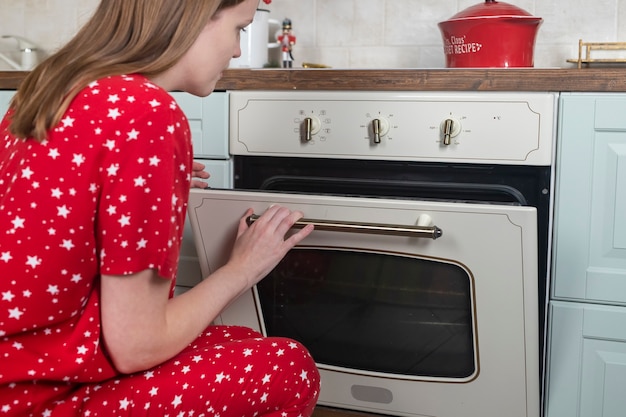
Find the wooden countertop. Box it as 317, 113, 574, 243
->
2, 68, 626, 92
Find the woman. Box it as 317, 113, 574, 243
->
0, 0, 319, 416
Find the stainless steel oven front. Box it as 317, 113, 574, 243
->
187, 91, 557, 417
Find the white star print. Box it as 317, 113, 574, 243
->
47, 285, 60, 295
26, 255, 42, 269
119, 398, 130, 410
8, 307, 24, 319
21, 167, 34, 179
106, 163, 120, 176
61, 115, 75, 127
0, 252, 12, 263
2, 291, 15, 301
72, 153, 86, 166
127, 129, 140, 140
108, 108, 121, 119
118, 215, 131, 227
108, 94, 120, 103
149, 156, 161, 166
104, 139, 115, 150
171, 395, 182, 408
61, 239, 75, 250
11, 216, 25, 229
149, 99, 161, 108
51, 188, 63, 198
48, 148, 60, 159
134, 176, 147, 187
215, 372, 226, 383
57, 205, 70, 218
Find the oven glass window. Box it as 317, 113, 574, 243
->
256, 247, 476, 379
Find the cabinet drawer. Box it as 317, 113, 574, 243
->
546, 301, 626, 417
0, 90, 15, 117
171, 91, 229, 159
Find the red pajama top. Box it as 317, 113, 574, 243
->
0, 74, 192, 385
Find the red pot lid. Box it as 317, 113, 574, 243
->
445, 0, 540, 20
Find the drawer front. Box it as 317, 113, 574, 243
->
177, 159, 232, 293
171, 91, 229, 159
0, 90, 15, 117
546, 301, 626, 417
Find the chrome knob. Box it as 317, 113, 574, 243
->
440, 118, 461, 146
303, 116, 321, 142
371, 117, 390, 144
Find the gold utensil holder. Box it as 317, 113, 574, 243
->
567, 39, 626, 68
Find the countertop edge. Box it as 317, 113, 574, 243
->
2, 68, 626, 92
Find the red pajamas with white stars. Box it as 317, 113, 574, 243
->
0, 75, 320, 416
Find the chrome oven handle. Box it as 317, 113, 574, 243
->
246, 214, 443, 240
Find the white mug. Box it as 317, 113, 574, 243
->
230, 9, 280, 68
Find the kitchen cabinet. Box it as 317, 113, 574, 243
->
170, 91, 232, 293
545, 93, 626, 417
0, 90, 14, 116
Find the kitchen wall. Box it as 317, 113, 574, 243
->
1, 0, 625, 70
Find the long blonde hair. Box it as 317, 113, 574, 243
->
8, 0, 245, 141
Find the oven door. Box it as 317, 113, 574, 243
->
187, 188, 539, 417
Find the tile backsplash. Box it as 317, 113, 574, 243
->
1, 0, 625, 70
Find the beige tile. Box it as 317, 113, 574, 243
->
1, 0, 626, 69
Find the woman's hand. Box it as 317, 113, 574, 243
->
227, 205, 314, 289
190, 161, 210, 188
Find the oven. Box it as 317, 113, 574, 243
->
187, 91, 557, 417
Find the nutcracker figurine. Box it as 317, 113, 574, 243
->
277, 18, 296, 68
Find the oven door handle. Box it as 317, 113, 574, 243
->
246, 214, 443, 240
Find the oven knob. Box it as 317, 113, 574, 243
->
372, 117, 390, 144
303, 116, 322, 141
440, 118, 461, 145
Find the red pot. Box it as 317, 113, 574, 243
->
438, 0, 542, 68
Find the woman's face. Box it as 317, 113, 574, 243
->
154, 0, 259, 96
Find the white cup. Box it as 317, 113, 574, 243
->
230, 9, 280, 68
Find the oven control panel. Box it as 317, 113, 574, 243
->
229, 91, 558, 165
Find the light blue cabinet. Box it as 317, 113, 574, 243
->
547, 301, 626, 417
0, 90, 15, 116
169, 92, 232, 292
546, 93, 626, 417
171, 91, 230, 159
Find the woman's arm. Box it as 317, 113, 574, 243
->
100, 205, 314, 374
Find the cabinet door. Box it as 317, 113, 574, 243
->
176, 160, 232, 293
0, 90, 15, 117
552, 93, 626, 304
170, 90, 231, 293
170, 91, 229, 159
546, 301, 626, 417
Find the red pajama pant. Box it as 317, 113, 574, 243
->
4, 326, 320, 417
